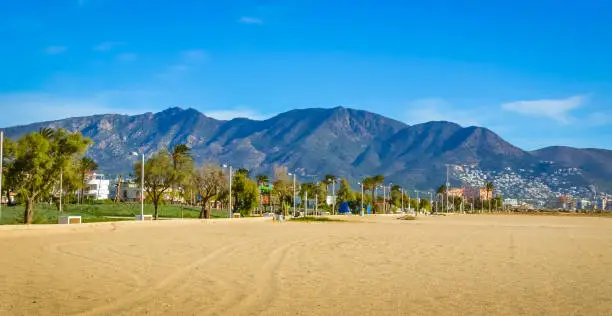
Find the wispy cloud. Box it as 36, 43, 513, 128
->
116, 52, 137, 61
404, 98, 481, 127
204, 108, 273, 121
155, 49, 208, 80
238, 17, 263, 24
93, 41, 125, 52
501, 95, 585, 123
181, 49, 208, 62
45, 46, 67, 54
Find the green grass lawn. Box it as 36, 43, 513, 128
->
0, 203, 230, 225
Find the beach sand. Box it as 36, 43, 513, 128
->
1, 215, 611, 315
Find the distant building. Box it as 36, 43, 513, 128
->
464, 187, 492, 200
504, 198, 519, 207
85, 173, 110, 200
595, 198, 607, 211
576, 199, 591, 210
447, 187, 464, 198
556, 196, 572, 210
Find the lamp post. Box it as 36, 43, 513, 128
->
288, 171, 297, 217
131, 152, 145, 220
222, 164, 233, 219
59, 169, 63, 214
332, 179, 337, 215
357, 181, 365, 216
0, 130, 3, 221
401, 188, 404, 213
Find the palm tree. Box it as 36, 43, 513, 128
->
38, 127, 54, 140
485, 182, 494, 212
255, 174, 269, 186
171, 144, 193, 204
437, 184, 447, 213
79, 157, 98, 203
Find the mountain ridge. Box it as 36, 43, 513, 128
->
3, 106, 611, 194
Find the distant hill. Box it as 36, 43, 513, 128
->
4, 106, 612, 193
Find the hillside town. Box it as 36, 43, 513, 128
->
452, 164, 611, 211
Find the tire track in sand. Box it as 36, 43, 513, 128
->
79, 241, 247, 316
217, 240, 301, 316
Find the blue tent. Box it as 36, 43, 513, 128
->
338, 202, 352, 214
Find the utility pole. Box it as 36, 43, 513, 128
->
292, 173, 297, 217
0, 130, 3, 221
229, 165, 233, 219
59, 169, 63, 214
332, 179, 336, 215
315, 183, 319, 216
141, 153, 144, 219
416, 191, 420, 214
446, 164, 450, 213
304, 191, 308, 217
401, 188, 404, 213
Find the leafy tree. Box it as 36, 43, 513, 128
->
485, 181, 494, 212
272, 179, 292, 216
171, 144, 194, 203
232, 173, 259, 216
255, 174, 269, 186
135, 150, 175, 220
336, 178, 354, 204
193, 164, 228, 218
78, 157, 98, 203
236, 168, 250, 178
5, 129, 91, 223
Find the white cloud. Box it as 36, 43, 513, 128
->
93, 42, 125, 52
203, 109, 273, 121
238, 17, 263, 24
501, 95, 584, 123
44, 46, 67, 54
116, 52, 137, 61
404, 98, 481, 127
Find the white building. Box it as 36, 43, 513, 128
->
85, 173, 110, 200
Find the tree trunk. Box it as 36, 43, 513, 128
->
200, 204, 206, 219
24, 198, 35, 224
199, 202, 211, 219
154, 202, 159, 220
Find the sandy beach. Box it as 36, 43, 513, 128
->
1, 215, 611, 315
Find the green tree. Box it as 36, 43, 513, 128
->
236, 168, 250, 178
135, 150, 175, 220
255, 174, 269, 186
193, 164, 228, 219
232, 173, 259, 216
5, 129, 91, 223
485, 182, 494, 212
336, 178, 354, 204
171, 144, 194, 203
78, 157, 98, 203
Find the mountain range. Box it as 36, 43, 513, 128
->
3, 106, 612, 194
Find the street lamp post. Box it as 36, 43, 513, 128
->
131, 152, 145, 220
0, 130, 3, 221
401, 188, 404, 213
357, 181, 365, 216
332, 179, 336, 215
222, 164, 233, 219
288, 171, 298, 217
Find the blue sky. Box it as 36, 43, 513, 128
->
1, 0, 611, 150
